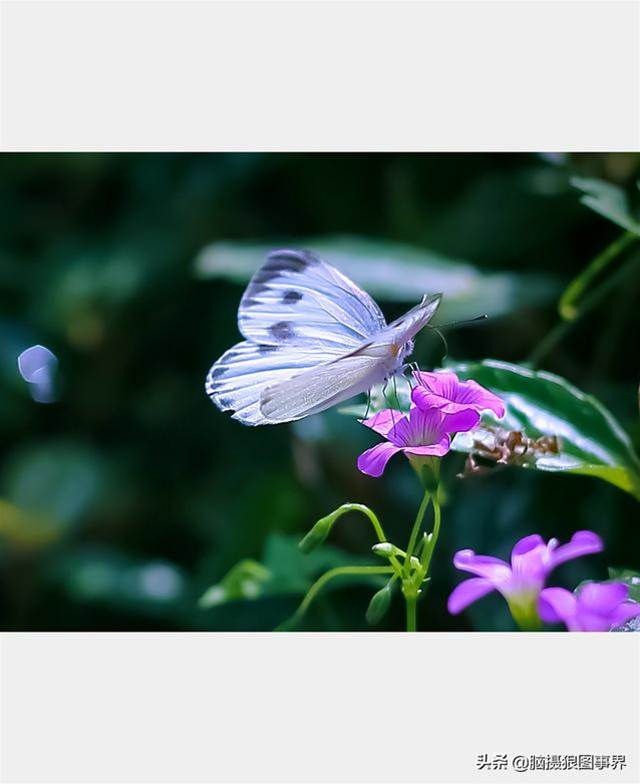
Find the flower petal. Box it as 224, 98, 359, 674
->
574, 611, 612, 632
360, 408, 406, 437
538, 587, 576, 625
463, 380, 506, 418
453, 549, 511, 582
439, 407, 480, 434
510, 535, 549, 585
448, 578, 495, 614
388, 406, 443, 447
578, 581, 628, 614
356, 442, 402, 477
548, 530, 603, 569
511, 534, 545, 557
610, 601, 640, 629
413, 370, 459, 397
403, 436, 451, 457
412, 371, 505, 418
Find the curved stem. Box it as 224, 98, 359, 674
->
529, 242, 640, 366
404, 490, 431, 576
559, 231, 638, 321
282, 565, 394, 630
338, 503, 387, 543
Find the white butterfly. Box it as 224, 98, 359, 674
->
206, 249, 442, 425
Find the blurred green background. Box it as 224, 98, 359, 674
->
1, 152, 640, 631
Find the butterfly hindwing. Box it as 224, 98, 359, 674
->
206, 340, 345, 425
259, 347, 389, 423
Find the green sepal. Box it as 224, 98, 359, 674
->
366, 581, 395, 625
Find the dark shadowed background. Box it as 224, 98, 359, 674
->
1, 152, 639, 631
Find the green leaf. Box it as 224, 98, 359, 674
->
1, 441, 105, 541
450, 360, 640, 499
571, 177, 640, 234
199, 559, 272, 607
199, 533, 383, 609
608, 568, 640, 603
194, 236, 557, 321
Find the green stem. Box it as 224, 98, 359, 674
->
406, 594, 417, 632
339, 504, 387, 543
558, 231, 638, 321
281, 565, 394, 629
420, 493, 442, 574
529, 246, 640, 366
404, 490, 431, 575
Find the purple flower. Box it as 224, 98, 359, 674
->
412, 370, 505, 418
357, 406, 479, 478
448, 531, 603, 627
539, 582, 640, 631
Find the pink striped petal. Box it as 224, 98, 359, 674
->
538, 587, 576, 625
549, 530, 603, 569
360, 408, 406, 437
453, 549, 511, 582
448, 577, 495, 614
357, 442, 402, 477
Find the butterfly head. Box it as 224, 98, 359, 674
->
395, 338, 414, 363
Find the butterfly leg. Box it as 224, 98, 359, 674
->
363, 387, 372, 421
392, 373, 399, 408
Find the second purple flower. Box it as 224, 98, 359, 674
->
358, 406, 479, 477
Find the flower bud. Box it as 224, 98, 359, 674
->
372, 542, 404, 559
366, 583, 393, 624
298, 515, 333, 554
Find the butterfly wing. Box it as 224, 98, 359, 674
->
206, 340, 346, 425
385, 293, 442, 343
238, 249, 387, 350
259, 346, 390, 423
258, 293, 443, 423
207, 246, 442, 426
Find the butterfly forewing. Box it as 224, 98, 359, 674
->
386, 293, 442, 342
238, 249, 387, 350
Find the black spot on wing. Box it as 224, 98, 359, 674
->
266, 249, 319, 273
243, 250, 319, 302
257, 344, 278, 355
269, 321, 294, 341
282, 290, 303, 304
209, 365, 227, 380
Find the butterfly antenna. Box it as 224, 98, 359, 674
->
428, 326, 449, 362
436, 314, 488, 329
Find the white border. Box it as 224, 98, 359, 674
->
1, 1, 639, 151
0, 632, 638, 784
